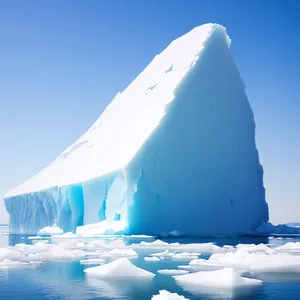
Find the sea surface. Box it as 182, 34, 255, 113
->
1, 225, 300, 300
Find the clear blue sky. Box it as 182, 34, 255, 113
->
0, 0, 299, 224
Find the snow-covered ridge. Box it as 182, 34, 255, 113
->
5, 23, 221, 198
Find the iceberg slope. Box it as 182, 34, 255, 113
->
4, 23, 268, 235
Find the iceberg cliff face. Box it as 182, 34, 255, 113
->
4, 23, 268, 235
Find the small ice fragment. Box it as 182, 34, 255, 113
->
80, 258, 106, 265
37, 225, 63, 235
151, 290, 189, 300
144, 256, 160, 262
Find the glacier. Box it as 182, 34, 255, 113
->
3, 23, 268, 235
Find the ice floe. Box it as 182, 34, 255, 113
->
151, 290, 190, 300
144, 256, 160, 262
80, 258, 106, 265
84, 257, 155, 279
37, 225, 63, 236
131, 240, 220, 253
172, 252, 200, 261
174, 268, 262, 289
157, 269, 190, 275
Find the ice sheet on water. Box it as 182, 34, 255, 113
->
0, 247, 27, 261
98, 248, 138, 259
131, 240, 221, 253
236, 243, 274, 254
144, 256, 160, 262
172, 252, 200, 261
0, 259, 32, 269
151, 250, 175, 258
249, 255, 300, 274
80, 258, 106, 265
174, 268, 262, 289
151, 290, 190, 300
275, 242, 300, 252
157, 269, 190, 275
84, 257, 155, 279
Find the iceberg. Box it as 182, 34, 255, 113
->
4, 23, 268, 235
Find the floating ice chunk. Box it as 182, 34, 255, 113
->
80, 258, 106, 265
206, 250, 259, 271
249, 255, 300, 274
38, 246, 86, 261
158, 269, 190, 275
144, 256, 160, 262
0, 259, 31, 269
172, 252, 200, 261
51, 239, 80, 249
174, 268, 262, 289
189, 258, 206, 265
84, 257, 155, 279
37, 225, 63, 235
151, 250, 175, 258
236, 243, 274, 254
178, 265, 193, 270
132, 240, 220, 253
151, 290, 189, 300
275, 242, 300, 252
99, 248, 138, 259
87, 239, 127, 251
76, 220, 126, 235
132, 240, 181, 249
0, 247, 27, 262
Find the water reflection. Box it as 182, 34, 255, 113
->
176, 281, 263, 299
86, 276, 154, 299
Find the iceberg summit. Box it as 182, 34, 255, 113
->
4, 23, 268, 235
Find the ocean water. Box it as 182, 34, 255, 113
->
1, 225, 300, 300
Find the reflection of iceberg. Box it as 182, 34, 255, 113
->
86, 277, 154, 299
4, 23, 268, 236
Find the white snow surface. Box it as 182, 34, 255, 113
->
158, 269, 190, 275
145, 256, 160, 262
76, 220, 126, 235
37, 225, 63, 235
174, 268, 262, 289
84, 257, 155, 279
151, 290, 190, 300
5, 23, 218, 197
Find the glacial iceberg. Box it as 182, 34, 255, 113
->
4, 23, 268, 235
